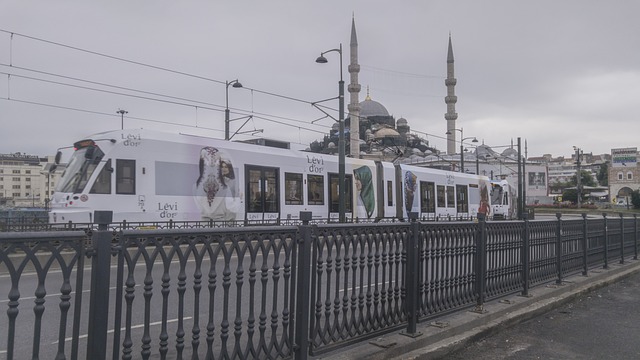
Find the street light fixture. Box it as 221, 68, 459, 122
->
117, 109, 128, 130
445, 128, 478, 173
225, 79, 243, 141
316, 44, 345, 223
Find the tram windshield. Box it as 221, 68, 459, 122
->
55, 142, 105, 194
491, 184, 504, 205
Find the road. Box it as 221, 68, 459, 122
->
447, 269, 640, 359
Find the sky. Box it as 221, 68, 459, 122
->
1, 1, 639, 160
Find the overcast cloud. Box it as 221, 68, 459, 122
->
1, 1, 639, 159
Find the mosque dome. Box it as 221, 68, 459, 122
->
360, 98, 390, 118
397, 118, 408, 127
501, 147, 519, 159
374, 127, 400, 139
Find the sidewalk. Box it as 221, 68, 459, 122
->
316, 258, 640, 360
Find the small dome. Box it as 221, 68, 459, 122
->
501, 147, 519, 158
397, 118, 408, 127
374, 127, 400, 139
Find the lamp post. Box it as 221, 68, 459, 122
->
316, 44, 345, 223
117, 109, 127, 130
225, 79, 243, 141
446, 128, 477, 173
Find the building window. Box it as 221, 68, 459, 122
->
12, 170, 20, 174
627, 172, 633, 180
13, 193, 20, 197
12, 185, 20, 189
12, 177, 20, 182
618, 172, 623, 181
25, 177, 31, 182
25, 170, 31, 174
25, 185, 31, 189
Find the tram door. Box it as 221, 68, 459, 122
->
328, 173, 353, 220
246, 166, 280, 223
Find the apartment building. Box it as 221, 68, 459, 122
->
0, 153, 64, 208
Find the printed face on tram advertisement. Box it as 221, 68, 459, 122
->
194, 147, 241, 221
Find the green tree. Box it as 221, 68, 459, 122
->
597, 163, 609, 186
562, 188, 578, 203
569, 170, 597, 187
632, 190, 640, 209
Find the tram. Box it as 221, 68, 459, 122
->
48, 129, 507, 224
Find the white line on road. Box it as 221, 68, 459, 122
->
51, 317, 193, 345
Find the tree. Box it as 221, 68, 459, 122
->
632, 190, 640, 209
569, 170, 597, 187
562, 188, 578, 203
597, 163, 609, 186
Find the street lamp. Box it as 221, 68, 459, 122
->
316, 44, 345, 223
446, 128, 477, 173
225, 79, 243, 141
117, 109, 128, 130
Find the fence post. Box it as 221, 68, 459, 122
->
473, 213, 487, 313
521, 213, 531, 297
555, 213, 563, 285
634, 214, 638, 260
603, 213, 609, 269
86, 211, 113, 360
620, 213, 625, 264
294, 211, 313, 360
582, 213, 588, 276
402, 212, 422, 337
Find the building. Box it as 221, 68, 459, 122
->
0, 153, 64, 209
609, 147, 639, 204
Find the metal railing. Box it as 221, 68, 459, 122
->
0, 212, 638, 359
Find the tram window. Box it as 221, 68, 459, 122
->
387, 181, 393, 207
248, 169, 263, 212
247, 166, 280, 213
90, 159, 112, 194
437, 185, 446, 208
329, 173, 353, 213
456, 185, 468, 213
446, 186, 455, 208
116, 159, 136, 195
307, 174, 324, 205
285, 172, 303, 205
420, 181, 435, 213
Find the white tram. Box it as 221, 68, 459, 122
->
490, 179, 517, 220
48, 129, 503, 224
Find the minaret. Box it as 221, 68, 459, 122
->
445, 34, 458, 155
348, 15, 361, 157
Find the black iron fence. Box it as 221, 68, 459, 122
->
0, 212, 638, 359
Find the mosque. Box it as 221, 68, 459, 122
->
307, 17, 535, 187
308, 17, 454, 163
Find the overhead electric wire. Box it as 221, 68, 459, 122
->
0, 28, 447, 146
0, 67, 330, 134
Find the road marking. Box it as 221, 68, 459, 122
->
51, 317, 193, 344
